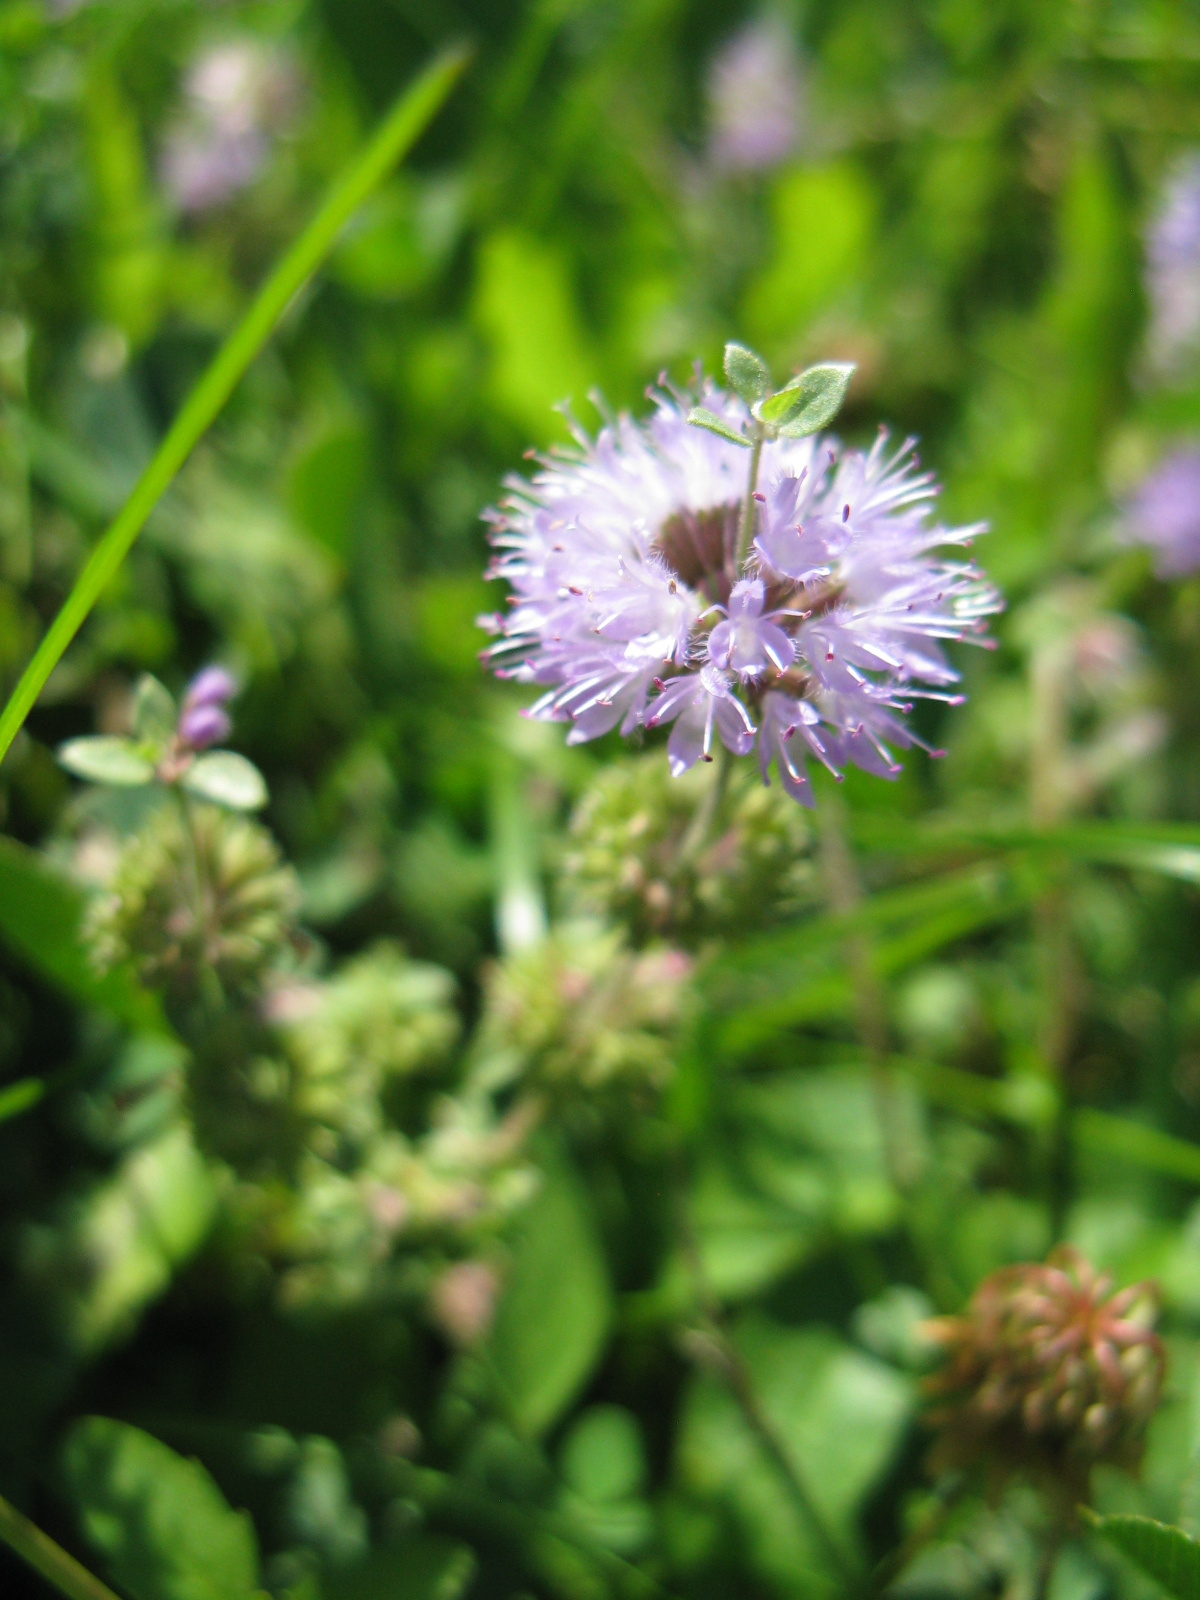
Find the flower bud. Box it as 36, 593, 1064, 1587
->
923, 1247, 1164, 1495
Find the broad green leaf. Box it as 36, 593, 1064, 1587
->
181, 751, 267, 811
323, 1535, 477, 1600
61, 1416, 260, 1600
686, 407, 751, 446
488, 1144, 612, 1435
58, 736, 156, 786
1087, 1512, 1200, 1600
759, 362, 855, 435
678, 1319, 911, 1591
724, 342, 770, 404
0, 835, 164, 1032
560, 1406, 646, 1503
131, 673, 177, 744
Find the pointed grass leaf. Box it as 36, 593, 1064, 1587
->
723, 342, 770, 404
487, 1145, 612, 1435
61, 1417, 260, 1600
181, 752, 267, 811
58, 737, 156, 787
760, 362, 855, 436
686, 407, 750, 446
1086, 1512, 1200, 1600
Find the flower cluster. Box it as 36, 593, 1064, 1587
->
559, 753, 815, 943
922, 1247, 1164, 1494
1145, 154, 1200, 375
1125, 447, 1200, 577
480, 349, 1000, 805
707, 17, 803, 173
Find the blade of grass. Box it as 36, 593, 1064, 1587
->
0, 42, 470, 767
0, 1493, 122, 1600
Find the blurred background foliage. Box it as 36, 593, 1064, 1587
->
7, 1, 1200, 1598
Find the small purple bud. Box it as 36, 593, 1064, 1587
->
178, 703, 231, 750
183, 665, 237, 710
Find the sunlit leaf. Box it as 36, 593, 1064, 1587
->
58, 736, 156, 787
181, 751, 268, 811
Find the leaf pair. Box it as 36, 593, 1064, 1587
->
688, 341, 855, 446
57, 672, 267, 811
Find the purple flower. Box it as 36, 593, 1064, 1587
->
707, 17, 804, 173
1146, 156, 1200, 373
1125, 448, 1200, 576
480, 375, 1000, 806
178, 665, 237, 750
160, 41, 299, 214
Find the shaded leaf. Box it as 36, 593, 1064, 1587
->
1087, 1512, 1200, 1600
181, 752, 267, 811
131, 674, 177, 744
58, 736, 155, 787
488, 1144, 612, 1435
61, 1416, 260, 1600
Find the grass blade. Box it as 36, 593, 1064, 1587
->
0, 42, 470, 766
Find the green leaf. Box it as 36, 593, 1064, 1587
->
61, 1416, 260, 1600
724, 342, 770, 404
686, 407, 750, 446
0, 835, 164, 1032
58, 736, 156, 787
181, 751, 268, 811
678, 1319, 911, 1590
560, 1406, 646, 1504
488, 1144, 612, 1435
131, 673, 177, 744
760, 362, 855, 436
1086, 1512, 1200, 1600
322, 1535, 477, 1600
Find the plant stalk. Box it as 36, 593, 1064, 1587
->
0, 1493, 122, 1600
0, 43, 470, 767
733, 433, 765, 572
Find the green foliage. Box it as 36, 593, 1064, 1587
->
61, 1417, 260, 1600
488, 1147, 612, 1436
1088, 1513, 1200, 1600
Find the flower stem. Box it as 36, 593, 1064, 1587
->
0, 43, 470, 767
733, 433, 764, 573
0, 1493, 122, 1600
679, 743, 732, 864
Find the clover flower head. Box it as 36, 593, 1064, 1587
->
923, 1247, 1164, 1494
1125, 447, 1200, 576
480, 351, 1001, 806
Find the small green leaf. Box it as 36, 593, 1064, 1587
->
760, 362, 856, 436
181, 752, 268, 811
61, 1416, 260, 1600
131, 673, 177, 744
488, 1143, 612, 1435
1086, 1512, 1200, 1600
686, 407, 751, 446
724, 342, 770, 405
58, 736, 156, 787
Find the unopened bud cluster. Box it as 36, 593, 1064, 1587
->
559, 754, 815, 944
923, 1247, 1164, 1486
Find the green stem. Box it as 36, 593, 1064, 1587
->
679, 743, 732, 864
0, 1493, 122, 1600
0, 43, 470, 767
733, 433, 764, 572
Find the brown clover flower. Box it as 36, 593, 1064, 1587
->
922, 1247, 1164, 1501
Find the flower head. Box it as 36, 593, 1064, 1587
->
707, 16, 804, 172
1146, 155, 1200, 374
480, 356, 1000, 805
923, 1247, 1164, 1497
1124, 447, 1200, 576
178, 665, 238, 750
